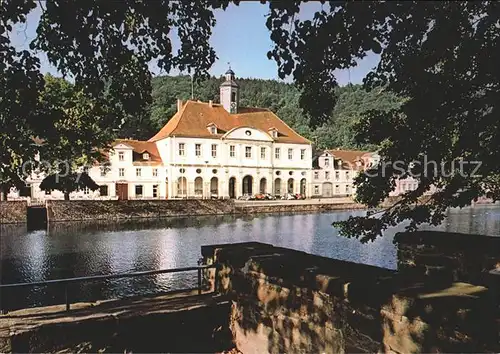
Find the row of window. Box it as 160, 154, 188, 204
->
134, 184, 160, 198
43, 184, 161, 198
111, 168, 160, 178
313, 184, 352, 194
117, 151, 151, 161
313, 170, 351, 180
322, 158, 366, 169
108, 167, 308, 179
179, 143, 307, 160
116, 146, 308, 163
401, 183, 418, 191
103, 184, 161, 198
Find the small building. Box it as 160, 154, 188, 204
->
311, 149, 368, 198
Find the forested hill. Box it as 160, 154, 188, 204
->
120, 75, 402, 150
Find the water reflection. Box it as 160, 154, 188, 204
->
1, 205, 498, 310
421, 204, 500, 236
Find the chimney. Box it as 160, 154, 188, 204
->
209, 100, 213, 107
177, 99, 183, 112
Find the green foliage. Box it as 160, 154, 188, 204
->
36, 75, 114, 199
39, 172, 99, 200
0, 1, 43, 196
37, 75, 114, 163
1, 0, 232, 194
266, 1, 500, 241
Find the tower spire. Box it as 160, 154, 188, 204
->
220, 66, 239, 114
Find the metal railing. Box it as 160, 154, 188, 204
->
0, 264, 216, 313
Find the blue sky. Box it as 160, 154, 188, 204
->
11, 2, 378, 85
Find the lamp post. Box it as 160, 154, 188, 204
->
205, 161, 209, 199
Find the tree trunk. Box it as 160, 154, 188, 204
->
64, 192, 70, 201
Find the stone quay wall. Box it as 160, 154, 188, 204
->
395, 230, 500, 285
46, 199, 236, 222
45, 199, 369, 222
234, 202, 365, 215
0, 201, 27, 224
202, 235, 500, 353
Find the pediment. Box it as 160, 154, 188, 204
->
113, 143, 134, 150
223, 126, 274, 142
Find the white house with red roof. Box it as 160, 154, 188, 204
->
312, 149, 369, 197
311, 149, 423, 199
11, 68, 313, 201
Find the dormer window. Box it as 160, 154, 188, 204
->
143, 153, 149, 160
207, 123, 217, 135
268, 128, 278, 139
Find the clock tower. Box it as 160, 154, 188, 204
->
220, 66, 239, 114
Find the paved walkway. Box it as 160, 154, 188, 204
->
1, 290, 229, 353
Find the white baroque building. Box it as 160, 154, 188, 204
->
9, 69, 313, 201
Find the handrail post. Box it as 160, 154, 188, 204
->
1, 264, 217, 309
197, 267, 202, 295
64, 283, 70, 311
213, 263, 218, 294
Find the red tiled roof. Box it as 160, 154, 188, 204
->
148, 100, 310, 144
326, 149, 370, 170
113, 139, 162, 162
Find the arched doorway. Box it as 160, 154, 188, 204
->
322, 182, 333, 197
242, 175, 253, 195
229, 177, 236, 199
194, 177, 203, 197
259, 178, 267, 194
274, 178, 281, 195
210, 177, 218, 197
300, 178, 306, 196
287, 178, 294, 194
177, 177, 187, 197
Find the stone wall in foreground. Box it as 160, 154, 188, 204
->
0, 201, 27, 224
46, 199, 236, 222
0, 293, 233, 353
202, 235, 500, 353
395, 230, 500, 285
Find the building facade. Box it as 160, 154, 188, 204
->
310, 149, 423, 199
311, 149, 368, 198
9, 69, 313, 201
